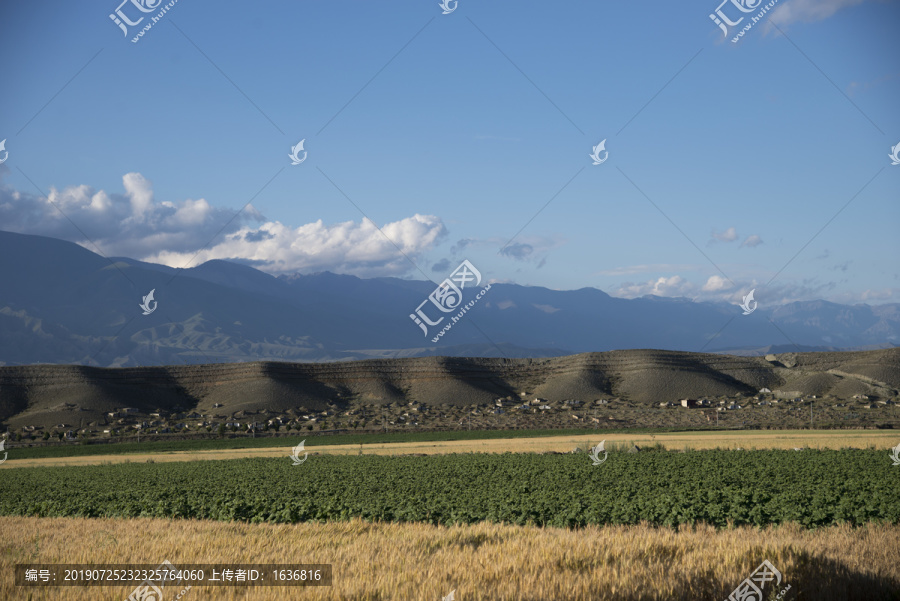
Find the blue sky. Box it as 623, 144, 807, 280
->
1, 0, 898, 308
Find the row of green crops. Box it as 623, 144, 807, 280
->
1, 450, 898, 528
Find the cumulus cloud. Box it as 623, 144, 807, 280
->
741, 234, 763, 248
146, 215, 446, 276
0, 172, 262, 260
612, 275, 696, 298
710, 227, 738, 243
0, 173, 447, 276
702, 275, 733, 292
124, 172, 154, 219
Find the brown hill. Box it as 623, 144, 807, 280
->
1, 348, 897, 430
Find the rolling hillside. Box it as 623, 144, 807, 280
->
1, 348, 897, 430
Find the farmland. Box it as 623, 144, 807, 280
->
2, 516, 899, 601
1, 346, 898, 599
2, 450, 898, 529
3, 428, 899, 468
2, 427, 900, 599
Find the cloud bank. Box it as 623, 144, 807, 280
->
0, 173, 447, 276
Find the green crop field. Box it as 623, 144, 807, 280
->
2, 449, 898, 529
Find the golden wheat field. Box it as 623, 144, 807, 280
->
5, 429, 898, 469
1, 516, 898, 600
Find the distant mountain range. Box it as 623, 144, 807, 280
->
0, 230, 897, 367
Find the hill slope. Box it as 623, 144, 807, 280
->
1, 348, 897, 430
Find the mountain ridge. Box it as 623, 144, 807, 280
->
0, 230, 897, 366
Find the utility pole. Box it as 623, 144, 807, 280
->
810, 400, 813, 429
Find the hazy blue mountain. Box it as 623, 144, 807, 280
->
0, 230, 896, 366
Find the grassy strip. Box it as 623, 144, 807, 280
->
4, 426, 692, 460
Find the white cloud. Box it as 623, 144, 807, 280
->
741, 234, 763, 248
711, 227, 738, 243
767, 0, 867, 29
0, 173, 446, 277
533, 304, 560, 314
612, 275, 696, 298
146, 215, 446, 276
123, 172, 154, 220
609, 272, 891, 306
702, 275, 733, 292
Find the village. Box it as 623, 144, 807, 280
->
5, 389, 896, 445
